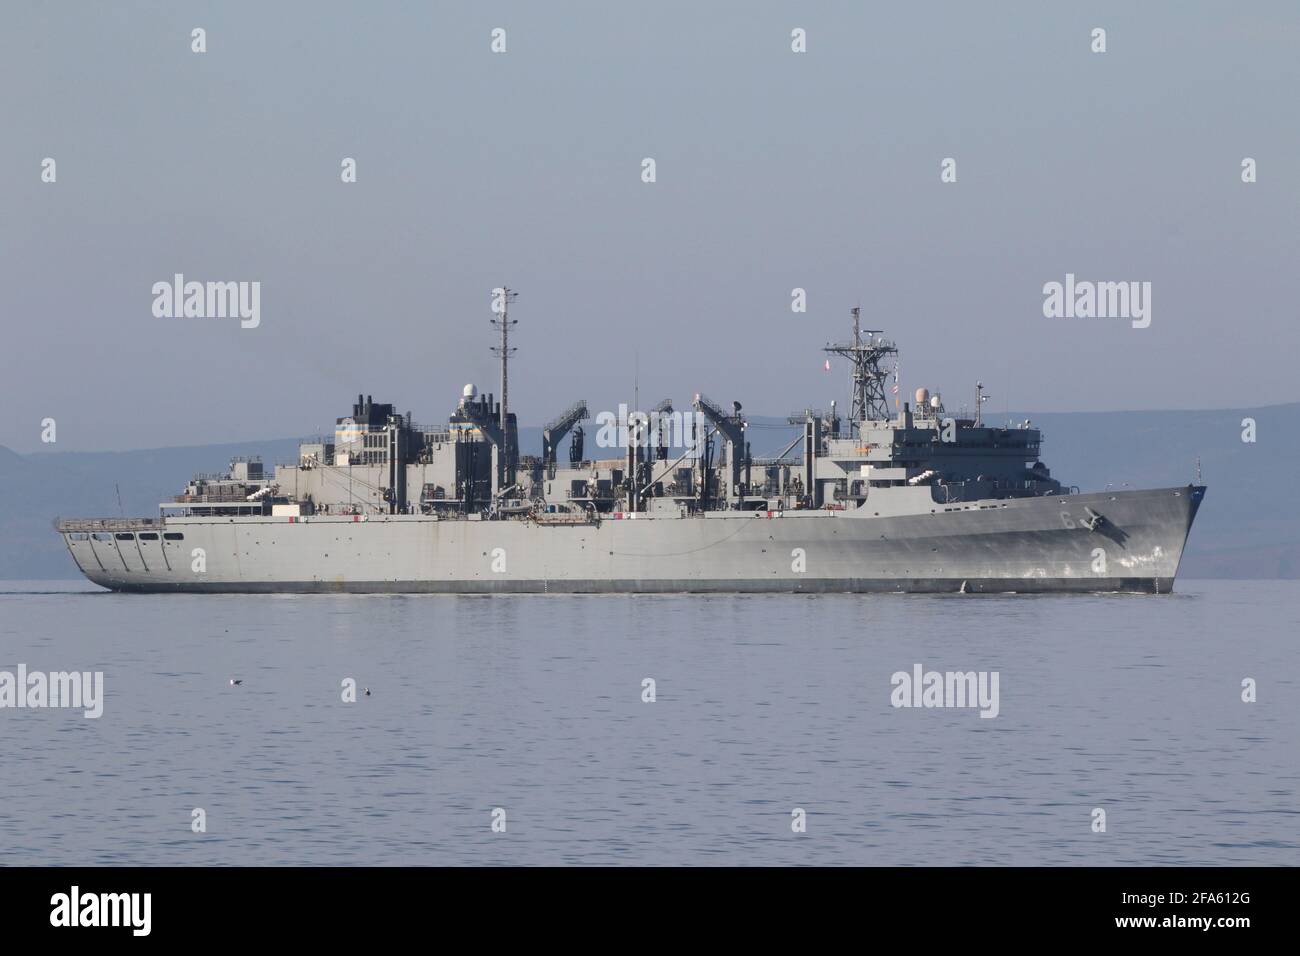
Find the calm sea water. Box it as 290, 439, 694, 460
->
0, 579, 1295, 866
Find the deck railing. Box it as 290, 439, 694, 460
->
54, 517, 161, 532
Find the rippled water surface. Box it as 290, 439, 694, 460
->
0, 579, 1295, 865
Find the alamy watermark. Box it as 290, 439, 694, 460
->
152, 273, 260, 329
0, 664, 103, 718
890, 663, 1000, 718
50, 886, 150, 936
593, 404, 706, 456
1042, 273, 1150, 329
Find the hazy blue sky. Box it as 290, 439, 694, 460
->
2, 1, 1297, 452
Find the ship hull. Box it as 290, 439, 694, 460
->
58, 486, 1205, 595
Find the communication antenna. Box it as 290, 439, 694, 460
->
975, 382, 989, 427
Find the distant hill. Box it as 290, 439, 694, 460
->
3, 403, 1294, 579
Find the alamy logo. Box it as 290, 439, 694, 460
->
0, 664, 103, 718
152, 273, 260, 328
890, 663, 1000, 718
1042, 273, 1150, 328
50, 886, 150, 936
593, 405, 707, 456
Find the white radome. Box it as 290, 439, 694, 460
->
462, 383, 478, 400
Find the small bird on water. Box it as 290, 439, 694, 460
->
364, 687, 371, 697
229, 679, 243, 686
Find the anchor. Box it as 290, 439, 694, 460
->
1081, 507, 1106, 531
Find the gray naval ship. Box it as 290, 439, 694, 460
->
58, 299, 1204, 594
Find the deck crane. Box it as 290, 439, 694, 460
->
692, 393, 749, 505
542, 400, 589, 477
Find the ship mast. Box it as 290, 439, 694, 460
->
490, 286, 519, 483
823, 307, 898, 433
491, 287, 518, 430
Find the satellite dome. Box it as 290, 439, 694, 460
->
930, 394, 941, 409
914, 387, 930, 405
462, 383, 478, 400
